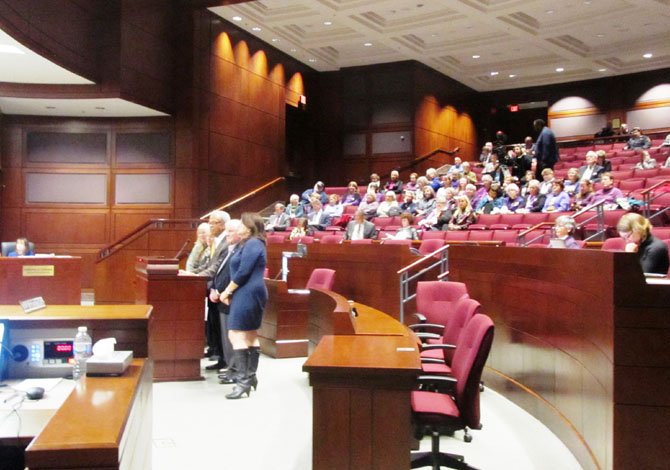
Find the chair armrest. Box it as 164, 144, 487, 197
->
420, 343, 456, 351
416, 375, 458, 394
420, 357, 445, 364
413, 313, 427, 323
415, 332, 442, 341
408, 323, 445, 332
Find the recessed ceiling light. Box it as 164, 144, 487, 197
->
252, 27, 261, 32
271, 38, 279, 42
364, 42, 373, 47
290, 48, 297, 52
643, 53, 653, 59
546, 10, 554, 14
472, 55, 480, 59
490, 71, 499, 76
323, 21, 332, 26
509, 74, 516, 78
0, 44, 24, 54
232, 16, 242, 22
45, 106, 56, 109
598, 68, 607, 72
596, 34, 605, 38
556, 67, 564, 72
308, 58, 316, 62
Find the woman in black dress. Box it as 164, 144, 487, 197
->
220, 212, 268, 399
616, 213, 670, 275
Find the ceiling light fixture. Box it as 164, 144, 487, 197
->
472, 55, 480, 59
45, 106, 56, 109
556, 67, 564, 72
308, 58, 316, 62
598, 68, 607, 72
252, 27, 261, 32
509, 74, 516, 78
0, 44, 24, 54
490, 71, 499, 76
290, 48, 297, 52
272, 38, 279, 42
364, 42, 373, 47
643, 53, 653, 59
232, 16, 242, 22
546, 10, 554, 14
323, 21, 332, 26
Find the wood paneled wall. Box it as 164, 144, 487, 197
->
0, 116, 174, 288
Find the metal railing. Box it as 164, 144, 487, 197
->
641, 178, 670, 222
396, 244, 449, 323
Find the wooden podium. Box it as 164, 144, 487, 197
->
259, 279, 310, 358
135, 256, 206, 381
0, 257, 81, 305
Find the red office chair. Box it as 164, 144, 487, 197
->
305, 268, 336, 291
382, 238, 413, 246
411, 281, 469, 344
418, 298, 481, 365
319, 234, 344, 244
350, 238, 373, 244
266, 234, 286, 244
418, 238, 446, 257
411, 314, 495, 470
602, 237, 626, 251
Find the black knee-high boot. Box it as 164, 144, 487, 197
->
248, 346, 260, 391
225, 349, 251, 399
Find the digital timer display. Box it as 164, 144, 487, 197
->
44, 340, 74, 360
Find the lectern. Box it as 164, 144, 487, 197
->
135, 256, 206, 381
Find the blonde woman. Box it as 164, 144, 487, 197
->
448, 195, 477, 230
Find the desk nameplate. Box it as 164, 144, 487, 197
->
23, 265, 55, 277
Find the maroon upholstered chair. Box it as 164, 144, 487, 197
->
418, 238, 445, 257
602, 237, 626, 251
411, 281, 469, 343
411, 314, 495, 469
381, 238, 412, 246
350, 238, 373, 244
266, 234, 286, 244
305, 268, 336, 291
319, 234, 344, 244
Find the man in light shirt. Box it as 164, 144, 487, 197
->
345, 210, 377, 240
578, 151, 604, 183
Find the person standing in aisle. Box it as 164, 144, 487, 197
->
219, 213, 268, 399
533, 119, 559, 180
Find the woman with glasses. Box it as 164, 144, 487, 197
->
616, 213, 669, 275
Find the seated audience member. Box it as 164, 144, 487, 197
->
550, 216, 580, 249
377, 191, 400, 217
414, 176, 429, 201
286, 194, 304, 219
572, 180, 595, 210
306, 199, 332, 231
542, 180, 570, 212
472, 174, 493, 209
634, 150, 657, 169
464, 184, 477, 203
519, 180, 546, 213
388, 213, 418, 240
384, 170, 403, 194
448, 195, 477, 230
659, 133, 670, 147
367, 173, 381, 195
416, 186, 437, 215
479, 142, 494, 165
591, 173, 624, 208
289, 217, 310, 240
520, 170, 535, 196
596, 150, 612, 173
345, 210, 377, 240
186, 223, 211, 272
539, 168, 555, 195
508, 145, 532, 179
665, 155, 670, 168
358, 192, 379, 220
461, 162, 477, 185
563, 168, 581, 196
455, 177, 469, 195
625, 127, 651, 150
7, 237, 34, 257
265, 203, 290, 232
301, 181, 328, 205
436, 176, 452, 199
595, 121, 615, 138
483, 153, 506, 184
404, 172, 419, 192
342, 181, 362, 206
523, 136, 535, 156
578, 151, 604, 182
426, 168, 442, 191
323, 194, 343, 219
498, 183, 525, 213
448, 157, 464, 175
617, 213, 670, 275
399, 191, 418, 215
419, 196, 452, 231
475, 184, 503, 214
618, 123, 629, 135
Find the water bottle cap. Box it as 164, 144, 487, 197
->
78, 326, 87, 332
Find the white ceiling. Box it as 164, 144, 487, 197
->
211, 0, 670, 92
0, 28, 167, 117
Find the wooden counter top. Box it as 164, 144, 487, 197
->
0, 304, 153, 321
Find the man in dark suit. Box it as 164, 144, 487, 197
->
578, 151, 604, 182
209, 219, 242, 382
306, 199, 332, 231
533, 119, 559, 180
345, 210, 377, 240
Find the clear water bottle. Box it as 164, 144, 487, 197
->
73, 326, 92, 380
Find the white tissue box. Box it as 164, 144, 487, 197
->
86, 351, 133, 376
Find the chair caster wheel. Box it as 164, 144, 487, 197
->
464, 434, 473, 443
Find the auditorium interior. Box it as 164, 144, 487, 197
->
0, 1, 669, 469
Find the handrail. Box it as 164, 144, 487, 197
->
517, 222, 554, 246
639, 178, 670, 196
97, 218, 201, 262
397, 243, 449, 322
201, 176, 285, 219
640, 178, 670, 219
390, 147, 460, 178
573, 198, 607, 218
397, 244, 449, 275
